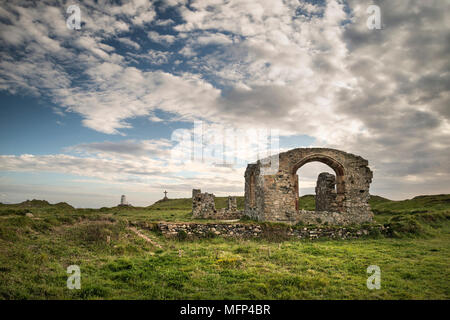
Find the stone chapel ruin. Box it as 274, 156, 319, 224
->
244, 148, 373, 225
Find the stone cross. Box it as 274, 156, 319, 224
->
164, 190, 168, 197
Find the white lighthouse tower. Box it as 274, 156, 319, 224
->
119, 195, 131, 206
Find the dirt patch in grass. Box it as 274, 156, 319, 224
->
128, 227, 163, 249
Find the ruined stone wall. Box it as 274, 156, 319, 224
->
192, 190, 216, 218
157, 222, 389, 240
244, 164, 265, 220
192, 189, 242, 220
315, 172, 337, 212
227, 196, 237, 211
244, 148, 373, 225
290, 209, 374, 226
215, 208, 242, 220
192, 189, 201, 198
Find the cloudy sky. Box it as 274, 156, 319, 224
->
0, 0, 449, 207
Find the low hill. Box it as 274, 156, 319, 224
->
0, 199, 74, 209
149, 198, 192, 210
370, 194, 450, 215
369, 195, 392, 204
18, 199, 51, 207
0, 199, 75, 216
298, 194, 315, 210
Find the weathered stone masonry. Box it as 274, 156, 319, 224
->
192, 189, 242, 219
192, 189, 216, 218
244, 148, 373, 225
157, 222, 389, 240
315, 172, 338, 212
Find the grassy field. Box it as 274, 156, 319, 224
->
0, 195, 449, 299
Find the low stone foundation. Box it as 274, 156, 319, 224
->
157, 222, 389, 240
289, 209, 375, 226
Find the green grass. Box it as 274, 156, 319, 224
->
81, 196, 246, 223
370, 194, 450, 224
0, 195, 449, 299
298, 195, 315, 211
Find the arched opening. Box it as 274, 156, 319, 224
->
292, 155, 345, 212
295, 162, 336, 210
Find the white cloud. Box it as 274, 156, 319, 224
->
68, 139, 173, 159
128, 49, 172, 65
117, 37, 141, 50
147, 31, 176, 44
196, 32, 234, 45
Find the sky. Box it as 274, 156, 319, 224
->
0, 0, 449, 207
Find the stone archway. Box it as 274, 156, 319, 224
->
244, 148, 374, 225
292, 154, 346, 213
